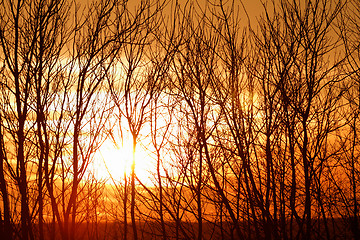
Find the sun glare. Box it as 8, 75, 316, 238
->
90, 136, 154, 185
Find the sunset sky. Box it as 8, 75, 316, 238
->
1, 0, 359, 240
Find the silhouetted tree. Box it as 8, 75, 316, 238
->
249, 0, 345, 239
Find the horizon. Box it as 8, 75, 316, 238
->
1, 0, 359, 240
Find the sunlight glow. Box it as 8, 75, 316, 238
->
90, 135, 154, 185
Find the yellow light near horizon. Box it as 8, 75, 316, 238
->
90, 136, 154, 185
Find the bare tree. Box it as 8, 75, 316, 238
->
2, 0, 360, 239
337, 0, 360, 239
0, 112, 12, 240
0, 0, 69, 238
108, 1, 166, 239
249, 0, 346, 239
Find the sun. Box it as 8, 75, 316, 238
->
90, 135, 154, 185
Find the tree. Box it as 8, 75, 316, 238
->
249, 0, 345, 239
0, 0, 70, 238
108, 1, 165, 239
338, 0, 360, 239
